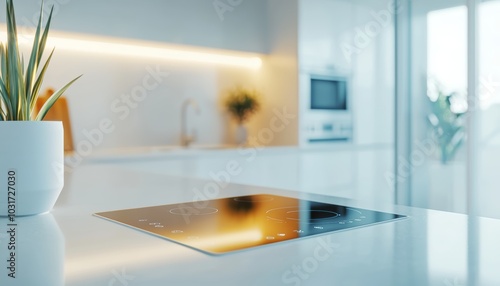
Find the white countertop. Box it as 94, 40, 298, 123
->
76, 144, 397, 207
1, 164, 499, 286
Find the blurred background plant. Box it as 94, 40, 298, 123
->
224, 87, 261, 124
427, 78, 467, 164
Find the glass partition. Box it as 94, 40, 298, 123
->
396, 1, 499, 284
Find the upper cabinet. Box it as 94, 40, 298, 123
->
0, 0, 270, 53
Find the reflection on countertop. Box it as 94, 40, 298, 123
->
0, 213, 64, 286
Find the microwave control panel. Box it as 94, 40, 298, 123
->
304, 120, 353, 142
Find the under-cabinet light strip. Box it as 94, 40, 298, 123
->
0, 28, 262, 69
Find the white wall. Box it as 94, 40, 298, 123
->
252, 0, 300, 146
42, 49, 264, 149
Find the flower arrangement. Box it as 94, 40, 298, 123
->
0, 0, 81, 121
224, 87, 261, 124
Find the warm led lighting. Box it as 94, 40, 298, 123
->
66, 244, 194, 280
66, 229, 263, 280
188, 228, 264, 251
0, 28, 262, 69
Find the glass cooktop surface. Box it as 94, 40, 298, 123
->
94, 194, 406, 255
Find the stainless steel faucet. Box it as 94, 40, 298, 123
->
180, 98, 200, 147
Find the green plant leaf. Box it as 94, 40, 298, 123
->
0, 100, 6, 120
30, 48, 55, 117
26, 3, 54, 105
35, 75, 82, 121
25, 3, 44, 104
1, 0, 80, 121
6, 0, 24, 120
0, 89, 13, 120
0, 44, 13, 119
0, 43, 8, 87
37, 5, 53, 63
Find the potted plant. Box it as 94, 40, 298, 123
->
223, 87, 261, 144
0, 0, 81, 216
426, 78, 466, 164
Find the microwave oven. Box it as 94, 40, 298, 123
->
310, 76, 348, 111
301, 73, 353, 144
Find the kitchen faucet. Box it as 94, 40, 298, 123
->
180, 98, 200, 147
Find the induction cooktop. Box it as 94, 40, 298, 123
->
94, 194, 406, 255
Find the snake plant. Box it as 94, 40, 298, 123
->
0, 0, 81, 121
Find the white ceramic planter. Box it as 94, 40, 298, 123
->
235, 124, 248, 145
0, 121, 64, 216
428, 160, 466, 213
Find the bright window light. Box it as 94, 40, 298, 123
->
427, 6, 467, 95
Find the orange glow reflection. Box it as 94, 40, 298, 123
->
95, 195, 301, 254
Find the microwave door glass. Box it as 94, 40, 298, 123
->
310, 79, 347, 110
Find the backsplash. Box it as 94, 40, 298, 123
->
43, 45, 265, 150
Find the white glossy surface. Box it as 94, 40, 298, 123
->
85, 145, 500, 220
78, 144, 238, 161
0, 164, 498, 285
0, 214, 64, 285
84, 144, 395, 205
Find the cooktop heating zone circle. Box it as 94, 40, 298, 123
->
266, 206, 357, 224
